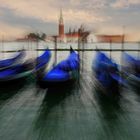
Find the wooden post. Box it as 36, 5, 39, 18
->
138, 41, 140, 59
120, 28, 125, 84
121, 33, 125, 65
54, 36, 57, 66
37, 38, 39, 59
2, 35, 4, 58
122, 34, 124, 51
110, 39, 112, 59
78, 29, 81, 53
81, 38, 84, 72
78, 28, 81, 73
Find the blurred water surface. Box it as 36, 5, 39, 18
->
0, 42, 140, 140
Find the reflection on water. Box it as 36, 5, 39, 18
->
0, 70, 140, 140
0, 78, 29, 107
0, 43, 140, 140
94, 88, 125, 139
30, 85, 76, 140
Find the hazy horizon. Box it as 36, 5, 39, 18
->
0, 0, 140, 41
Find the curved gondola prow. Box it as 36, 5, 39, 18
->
38, 48, 80, 88
92, 51, 124, 95
35, 49, 51, 71
0, 50, 25, 70
35, 49, 51, 81
0, 49, 51, 87
70, 46, 74, 53
13, 50, 25, 61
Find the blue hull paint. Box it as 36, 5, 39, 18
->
40, 50, 80, 88
0, 49, 51, 83
92, 51, 123, 92
0, 51, 25, 69
123, 53, 140, 88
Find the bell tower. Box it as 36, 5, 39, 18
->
59, 9, 64, 38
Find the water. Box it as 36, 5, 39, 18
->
0, 42, 140, 140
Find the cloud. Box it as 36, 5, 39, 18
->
0, 0, 139, 41
0, 6, 57, 37
0, 0, 109, 36
0, 0, 108, 22
111, 0, 140, 9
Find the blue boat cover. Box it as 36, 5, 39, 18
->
35, 49, 51, 71
123, 53, 140, 78
110, 73, 126, 85
43, 69, 70, 82
123, 53, 140, 65
0, 64, 24, 79
43, 51, 79, 82
0, 49, 51, 80
0, 51, 25, 68
94, 52, 117, 70
93, 51, 123, 87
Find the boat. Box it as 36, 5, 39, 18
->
38, 48, 80, 88
123, 53, 140, 88
0, 49, 51, 85
0, 51, 25, 70
92, 51, 124, 94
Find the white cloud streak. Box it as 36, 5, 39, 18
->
0, 0, 139, 40
111, 0, 140, 9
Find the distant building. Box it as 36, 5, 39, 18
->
87, 33, 124, 43
87, 32, 98, 43
58, 9, 65, 42
16, 37, 38, 42
20, 10, 129, 43
57, 10, 89, 43
96, 35, 124, 43
57, 10, 123, 43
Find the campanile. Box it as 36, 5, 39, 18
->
59, 9, 64, 38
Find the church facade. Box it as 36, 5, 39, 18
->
45, 10, 123, 43
57, 10, 80, 43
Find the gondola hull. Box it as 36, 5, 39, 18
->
92, 52, 123, 94
39, 50, 80, 88
0, 51, 25, 70
0, 49, 51, 87
38, 70, 79, 88
123, 53, 140, 88
0, 71, 32, 87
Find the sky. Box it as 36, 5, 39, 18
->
0, 0, 140, 41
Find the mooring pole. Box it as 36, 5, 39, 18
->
78, 28, 81, 73
138, 41, 140, 59
2, 35, 4, 58
110, 39, 112, 59
35, 38, 38, 79
78, 29, 81, 54
81, 34, 87, 73
37, 38, 39, 60
0, 36, 2, 59
120, 26, 125, 85
81, 39, 84, 72
28, 37, 30, 52
54, 36, 57, 66
121, 30, 125, 64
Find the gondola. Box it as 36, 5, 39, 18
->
0, 49, 51, 86
38, 48, 80, 88
0, 51, 25, 70
123, 53, 140, 88
92, 51, 124, 94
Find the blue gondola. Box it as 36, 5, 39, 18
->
123, 53, 140, 88
39, 49, 80, 88
0, 51, 25, 70
92, 51, 124, 93
0, 49, 51, 85
35, 50, 51, 72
